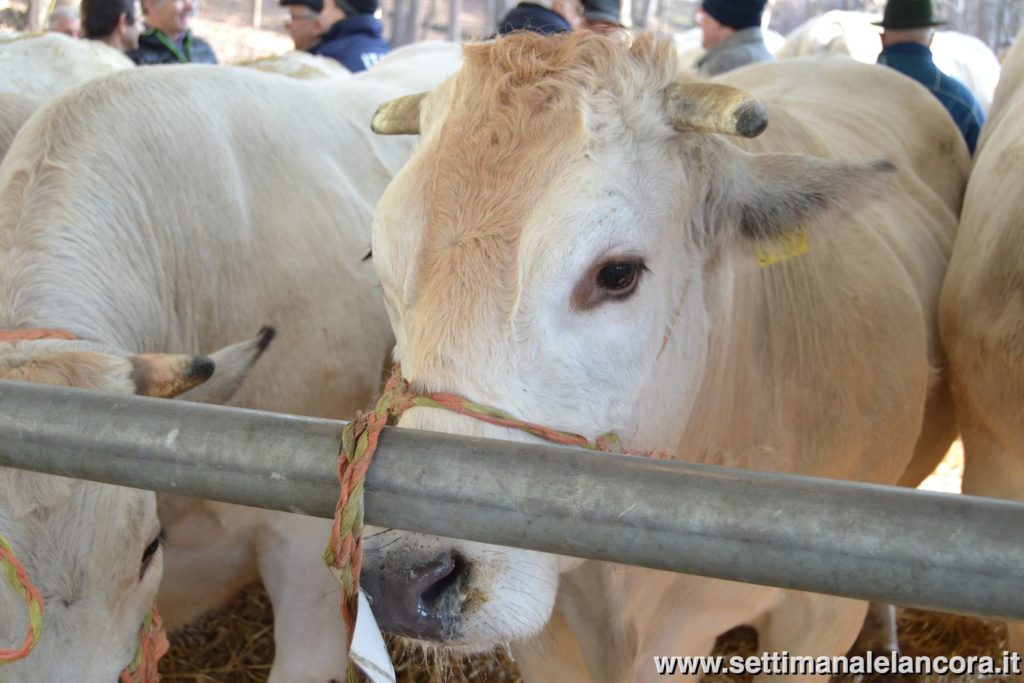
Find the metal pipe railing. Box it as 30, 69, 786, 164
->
0, 379, 1021, 619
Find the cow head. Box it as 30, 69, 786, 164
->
0, 328, 273, 680
363, 33, 891, 652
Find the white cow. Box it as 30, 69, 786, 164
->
939, 27, 1024, 654
776, 10, 1000, 113
932, 31, 1002, 114
0, 32, 134, 98
360, 33, 966, 682
237, 50, 350, 79
0, 41, 462, 682
0, 334, 270, 682
775, 10, 882, 63
0, 94, 41, 160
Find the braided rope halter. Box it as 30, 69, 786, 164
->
0, 534, 43, 663
326, 367, 671, 669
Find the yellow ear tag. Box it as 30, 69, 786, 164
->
756, 224, 809, 267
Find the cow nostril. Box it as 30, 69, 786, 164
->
361, 550, 472, 640
418, 552, 470, 620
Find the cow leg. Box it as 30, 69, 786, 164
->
752, 592, 868, 682
851, 602, 900, 655
155, 496, 261, 629
256, 512, 348, 683
898, 378, 958, 488
959, 420, 1024, 660
553, 564, 784, 683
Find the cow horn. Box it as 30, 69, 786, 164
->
663, 82, 769, 138
130, 353, 215, 398
371, 92, 428, 135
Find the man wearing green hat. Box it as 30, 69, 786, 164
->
875, 0, 984, 154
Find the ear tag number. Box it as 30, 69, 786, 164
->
757, 224, 809, 267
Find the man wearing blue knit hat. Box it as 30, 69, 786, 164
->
696, 0, 772, 77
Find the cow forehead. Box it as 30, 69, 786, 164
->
398, 33, 680, 375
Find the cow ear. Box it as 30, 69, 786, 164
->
705, 149, 895, 256
175, 326, 276, 404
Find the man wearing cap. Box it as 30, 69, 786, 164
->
496, 0, 581, 35
310, 0, 389, 71
581, 0, 622, 35
127, 0, 217, 64
280, 0, 323, 51
875, 0, 984, 154
696, 0, 772, 77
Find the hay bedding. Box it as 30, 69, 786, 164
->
160, 583, 522, 683
161, 583, 1009, 683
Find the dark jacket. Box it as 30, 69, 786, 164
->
497, 2, 571, 35
310, 15, 389, 72
878, 42, 985, 155
127, 28, 218, 65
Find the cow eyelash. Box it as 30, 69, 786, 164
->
140, 528, 166, 578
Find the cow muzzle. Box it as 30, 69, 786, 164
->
361, 550, 471, 642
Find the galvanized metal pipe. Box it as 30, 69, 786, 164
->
0, 379, 1021, 619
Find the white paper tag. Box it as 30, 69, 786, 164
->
349, 589, 397, 683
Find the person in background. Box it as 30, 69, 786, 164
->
695, 0, 772, 77
48, 5, 82, 37
310, 0, 388, 71
280, 0, 323, 51
581, 0, 623, 35
81, 0, 142, 51
875, 0, 984, 154
496, 0, 581, 35
127, 0, 217, 64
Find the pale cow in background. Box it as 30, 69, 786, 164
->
0, 40, 462, 682
776, 10, 1001, 113
774, 10, 882, 62
0, 333, 271, 681
931, 31, 1002, 113
0, 32, 133, 97
361, 33, 966, 682
0, 93, 41, 159
237, 50, 350, 79
939, 27, 1024, 654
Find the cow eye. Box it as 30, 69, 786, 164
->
140, 529, 166, 578
572, 257, 647, 311
596, 261, 644, 294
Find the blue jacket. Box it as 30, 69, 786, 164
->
878, 42, 985, 155
311, 15, 389, 72
497, 3, 571, 35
